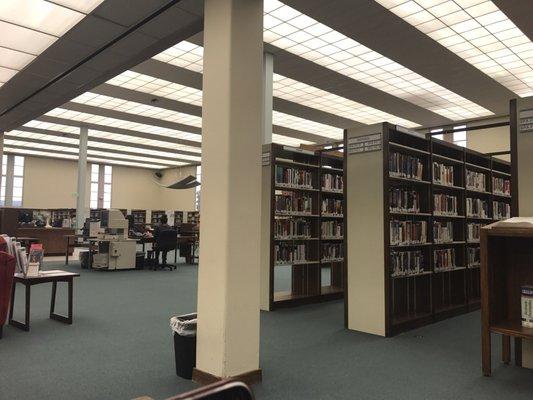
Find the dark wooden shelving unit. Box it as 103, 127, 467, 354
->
187, 211, 200, 225
174, 211, 184, 227
261, 143, 344, 310
151, 210, 166, 225
131, 209, 146, 226
345, 123, 513, 336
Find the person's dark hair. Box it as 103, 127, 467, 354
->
160, 214, 168, 224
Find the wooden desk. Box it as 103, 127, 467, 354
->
9, 270, 80, 331
15, 227, 75, 256
481, 222, 533, 376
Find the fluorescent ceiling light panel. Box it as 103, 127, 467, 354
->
152, 41, 204, 73
376, 0, 533, 97
71, 92, 202, 128
0, 0, 104, 87
264, 0, 493, 120
273, 74, 419, 128
272, 133, 313, 146
273, 111, 342, 140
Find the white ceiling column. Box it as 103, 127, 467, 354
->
262, 52, 274, 145
195, 0, 263, 384
76, 126, 88, 231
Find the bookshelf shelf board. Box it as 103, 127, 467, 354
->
466, 162, 491, 172
432, 153, 463, 165
389, 211, 432, 217
392, 311, 433, 326
491, 170, 511, 177
275, 158, 319, 169
274, 213, 319, 218
274, 260, 320, 266
321, 166, 343, 173
466, 216, 492, 221
489, 320, 533, 340
434, 266, 467, 273
275, 184, 318, 192
321, 188, 343, 194
320, 285, 343, 295
468, 264, 480, 269
273, 291, 310, 302
434, 303, 469, 315
389, 175, 431, 185
391, 270, 432, 279
433, 213, 466, 219
390, 242, 432, 248
466, 188, 491, 195
467, 240, 480, 244
321, 236, 344, 241
321, 258, 344, 263
321, 214, 344, 219
389, 141, 430, 156
492, 192, 511, 199
274, 237, 319, 241
432, 182, 465, 191
433, 241, 466, 245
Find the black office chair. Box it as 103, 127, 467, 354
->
152, 229, 177, 271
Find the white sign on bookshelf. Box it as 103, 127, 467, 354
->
262, 152, 271, 166
520, 109, 533, 133
347, 133, 382, 155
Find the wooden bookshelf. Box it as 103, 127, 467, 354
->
187, 211, 200, 225
345, 123, 513, 336
261, 143, 344, 310
131, 209, 146, 226
151, 210, 166, 225
174, 211, 184, 227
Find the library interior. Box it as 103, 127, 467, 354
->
2, 0, 533, 399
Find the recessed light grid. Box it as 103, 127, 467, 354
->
71, 92, 202, 127
273, 74, 419, 128
272, 134, 313, 146
0, 0, 104, 88
45, 108, 202, 143
375, 0, 533, 97
264, 0, 493, 120
152, 40, 204, 73
273, 111, 343, 140
106, 70, 203, 106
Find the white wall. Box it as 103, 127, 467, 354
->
22, 155, 197, 211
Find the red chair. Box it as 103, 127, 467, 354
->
0, 251, 16, 339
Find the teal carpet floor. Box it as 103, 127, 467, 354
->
1, 258, 533, 400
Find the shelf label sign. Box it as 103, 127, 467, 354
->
520, 109, 533, 133
347, 133, 382, 155
262, 152, 271, 166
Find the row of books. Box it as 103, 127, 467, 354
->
322, 173, 343, 191
321, 220, 343, 238
321, 198, 343, 215
275, 194, 312, 214
433, 162, 454, 186
389, 152, 424, 180
390, 220, 427, 245
466, 198, 489, 218
493, 176, 511, 196
433, 221, 453, 243
274, 243, 308, 264
466, 170, 486, 191
434, 248, 456, 271
391, 250, 424, 277
389, 188, 420, 213
493, 201, 511, 220
434, 194, 458, 215
274, 218, 311, 239
276, 166, 313, 188
467, 247, 480, 267
467, 223, 482, 241
321, 243, 344, 261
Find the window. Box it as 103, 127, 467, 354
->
12, 156, 24, 206
453, 125, 467, 148
431, 128, 444, 141
195, 165, 201, 211
90, 164, 113, 209
0, 155, 25, 207
0, 155, 7, 206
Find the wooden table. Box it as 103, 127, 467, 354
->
16, 227, 75, 256
14, 236, 40, 254
9, 270, 80, 331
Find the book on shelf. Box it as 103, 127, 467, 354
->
391, 250, 424, 277
321, 220, 343, 238
492, 176, 511, 196
275, 218, 311, 239
389, 187, 421, 213
274, 243, 308, 264
390, 220, 427, 246
434, 248, 457, 272
275, 193, 312, 214
321, 242, 344, 262
493, 201, 511, 220
466, 170, 486, 191
276, 165, 314, 188
467, 222, 482, 242
466, 198, 489, 218
433, 162, 454, 186
521, 286, 533, 328
321, 198, 343, 215
433, 221, 454, 243
467, 247, 480, 267
389, 152, 424, 180
434, 194, 458, 215
321, 173, 343, 191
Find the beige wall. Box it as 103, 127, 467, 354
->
22, 155, 196, 211
466, 125, 510, 162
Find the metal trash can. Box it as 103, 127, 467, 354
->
170, 313, 197, 379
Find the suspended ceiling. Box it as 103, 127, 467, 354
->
0, 0, 530, 169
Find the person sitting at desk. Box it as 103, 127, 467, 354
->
153, 214, 173, 265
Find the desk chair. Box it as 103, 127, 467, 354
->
152, 229, 177, 271
0, 251, 16, 339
